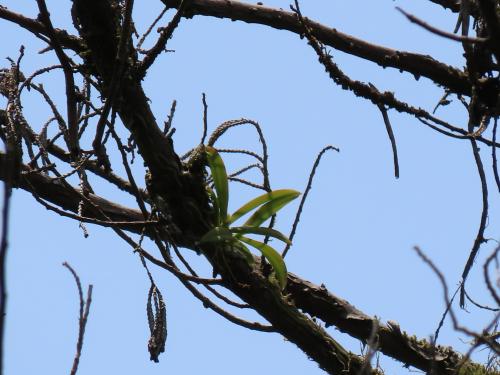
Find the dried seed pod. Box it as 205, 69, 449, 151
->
146, 284, 167, 363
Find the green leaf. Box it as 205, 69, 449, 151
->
206, 146, 229, 225
199, 228, 255, 265
239, 236, 288, 289
228, 189, 300, 225
205, 186, 219, 225
243, 191, 300, 227
198, 226, 233, 244
230, 226, 292, 245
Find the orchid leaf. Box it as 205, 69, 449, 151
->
206, 186, 220, 225
243, 191, 300, 228
198, 226, 233, 244
229, 189, 299, 225
206, 146, 229, 225
230, 226, 292, 245
239, 236, 287, 289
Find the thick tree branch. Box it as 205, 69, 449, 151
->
0, 154, 145, 230
71, 0, 211, 246
161, 0, 490, 99
287, 274, 464, 375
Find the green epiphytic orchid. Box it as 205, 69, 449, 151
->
200, 146, 299, 289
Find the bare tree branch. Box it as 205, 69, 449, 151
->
396, 7, 487, 43
62, 262, 93, 375
161, 0, 490, 98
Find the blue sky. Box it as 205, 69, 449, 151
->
1, 1, 499, 374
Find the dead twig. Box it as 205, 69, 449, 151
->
460, 138, 489, 307
137, 6, 169, 52
377, 104, 399, 179
62, 262, 93, 375
493, 118, 500, 192
483, 243, 500, 307
139, 0, 191, 76
283, 145, 339, 258
0, 154, 13, 375
201, 93, 208, 145
396, 7, 487, 44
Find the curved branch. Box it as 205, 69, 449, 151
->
161, 0, 478, 97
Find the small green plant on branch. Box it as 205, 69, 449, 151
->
199, 146, 299, 289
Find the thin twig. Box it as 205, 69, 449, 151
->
163, 100, 177, 135
171, 244, 250, 309
62, 262, 93, 375
28, 190, 156, 229
229, 164, 262, 179
177, 276, 273, 332
460, 138, 489, 307
283, 145, 339, 258
0, 163, 12, 375
414, 246, 500, 358
18, 64, 62, 95
139, 0, 190, 76
413, 246, 456, 329
137, 249, 222, 285
228, 177, 265, 190
137, 6, 169, 51
396, 7, 487, 43
464, 288, 499, 311
492, 118, 500, 192
434, 285, 460, 342
217, 148, 264, 163
483, 243, 500, 307
377, 104, 399, 179
108, 114, 149, 218
29, 84, 67, 133
201, 93, 208, 145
